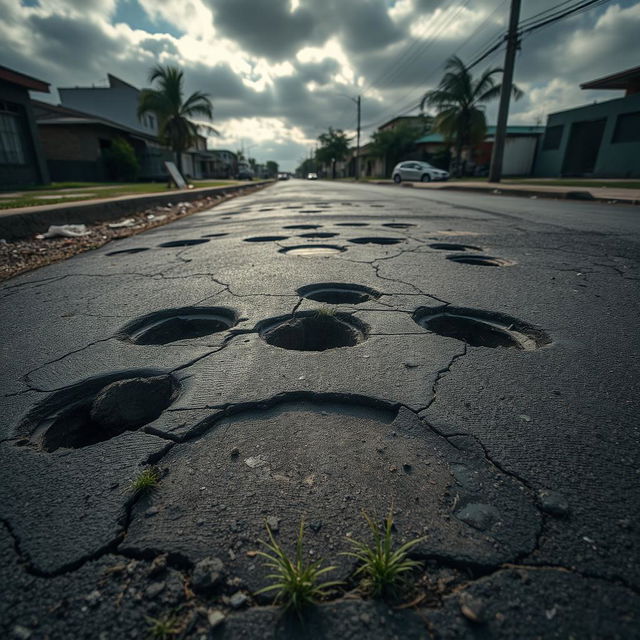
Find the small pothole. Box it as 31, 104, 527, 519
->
447, 254, 514, 267
244, 235, 289, 242
260, 312, 368, 351
202, 232, 229, 238
383, 223, 415, 229
349, 237, 401, 245
117, 307, 237, 345
29, 374, 179, 452
105, 247, 150, 256
298, 209, 322, 213
297, 283, 381, 305
336, 222, 368, 227
430, 243, 482, 251
158, 239, 209, 248
279, 245, 344, 256
414, 306, 550, 350
298, 232, 338, 239
283, 224, 321, 230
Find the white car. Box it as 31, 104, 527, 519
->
392, 161, 449, 183
307, 172, 318, 180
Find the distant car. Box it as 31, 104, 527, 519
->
307, 172, 318, 180
237, 163, 254, 180
277, 172, 289, 180
392, 161, 449, 183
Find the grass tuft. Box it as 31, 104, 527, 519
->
343, 508, 425, 598
145, 611, 182, 639
129, 466, 160, 496
255, 519, 341, 615
313, 305, 337, 319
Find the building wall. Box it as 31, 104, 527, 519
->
503, 136, 540, 176
59, 85, 157, 136
0, 79, 49, 188
534, 93, 640, 178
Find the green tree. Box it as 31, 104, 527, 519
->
103, 137, 139, 182
421, 55, 522, 177
266, 160, 279, 177
316, 127, 351, 179
138, 65, 217, 175
368, 118, 430, 177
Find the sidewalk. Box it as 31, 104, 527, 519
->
373, 179, 640, 205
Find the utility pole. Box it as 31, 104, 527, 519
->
355, 95, 361, 181
488, 0, 521, 183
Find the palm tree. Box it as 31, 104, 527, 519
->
421, 56, 522, 177
138, 65, 216, 175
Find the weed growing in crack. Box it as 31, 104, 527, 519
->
145, 610, 182, 639
129, 466, 160, 496
343, 509, 424, 599
313, 305, 337, 319
255, 519, 341, 615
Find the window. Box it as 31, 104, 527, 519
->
0, 102, 26, 165
542, 125, 563, 151
612, 111, 640, 144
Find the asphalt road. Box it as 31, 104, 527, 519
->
1, 180, 639, 639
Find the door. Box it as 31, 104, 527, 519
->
562, 118, 606, 176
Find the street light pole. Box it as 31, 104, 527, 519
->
488, 0, 521, 183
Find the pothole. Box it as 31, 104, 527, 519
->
202, 232, 229, 238
258, 208, 274, 212
24, 373, 179, 452
117, 307, 237, 345
279, 245, 345, 256
297, 283, 381, 305
336, 222, 368, 227
446, 254, 514, 267
298, 232, 338, 239
158, 239, 209, 248
105, 247, 150, 256
349, 237, 401, 245
383, 223, 415, 229
413, 306, 550, 350
260, 311, 368, 351
283, 224, 321, 230
298, 209, 322, 213
244, 235, 289, 242
430, 243, 482, 251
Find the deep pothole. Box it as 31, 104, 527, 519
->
117, 307, 237, 345
244, 235, 289, 242
24, 373, 179, 452
414, 306, 550, 350
430, 243, 482, 251
447, 254, 514, 267
279, 245, 345, 256
158, 239, 209, 248
349, 237, 401, 245
297, 283, 381, 305
105, 247, 150, 256
298, 232, 338, 239
260, 311, 368, 351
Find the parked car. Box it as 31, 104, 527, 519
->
307, 172, 318, 180
237, 162, 254, 180
392, 161, 449, 183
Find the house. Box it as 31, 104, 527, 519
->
534, 66, 640, 178
0, 65, 51, 188
206, 149, 238, 178
56, 73, 209, 179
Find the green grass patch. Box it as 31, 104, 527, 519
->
255, 520, 341, 615
343, 509, 424, 599
145, 611, 182, 639
129, 467, 160, 496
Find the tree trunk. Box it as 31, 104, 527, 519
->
455, 142, 463, 178
176, 150, 183, 176
332, 159, 336, 180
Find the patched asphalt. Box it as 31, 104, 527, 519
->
1, 180, 639, 638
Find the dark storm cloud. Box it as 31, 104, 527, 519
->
207, 0, 315, 60
293, 58, 340, 86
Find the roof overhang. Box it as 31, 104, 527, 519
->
580, 66, 640, 91
0, 65, 50, 92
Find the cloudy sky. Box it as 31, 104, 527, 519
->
2, 0, 638, 170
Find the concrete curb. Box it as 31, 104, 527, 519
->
0, 181, 273, 240
370, 181, 640, 205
